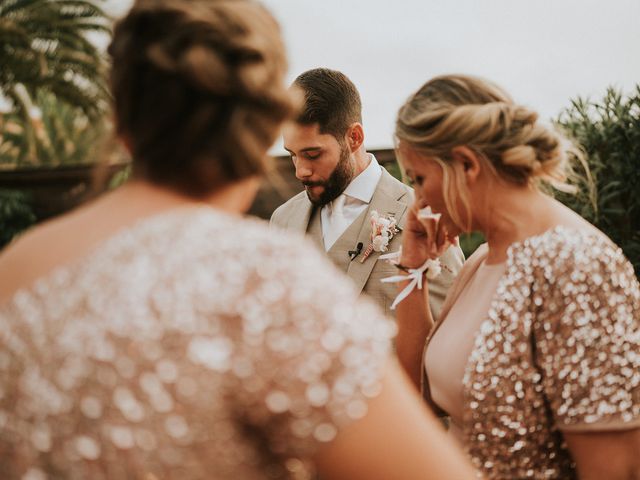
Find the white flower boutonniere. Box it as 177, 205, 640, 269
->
360, 211, 400, 263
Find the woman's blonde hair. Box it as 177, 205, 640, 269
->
109, 0, 296, 197
395, 74, 586, 230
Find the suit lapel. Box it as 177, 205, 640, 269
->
286, 193, 314, 233
282, 192, 327, 249
305, 207, 324, 250
346, 169, 410, 294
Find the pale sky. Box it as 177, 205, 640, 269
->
107, 0, 640, 151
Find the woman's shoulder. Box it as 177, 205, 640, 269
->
509, 225, 630, 272
181, 208, 337, 274
508, 226, 639, 307
92, 207, 312, 263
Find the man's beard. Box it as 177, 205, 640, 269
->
304, 146, 354, 207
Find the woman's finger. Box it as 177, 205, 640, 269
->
422, 217, 437, 244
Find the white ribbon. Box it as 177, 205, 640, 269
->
378, 250, 442, 310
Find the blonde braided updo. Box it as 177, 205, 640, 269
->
396, 75, 582, 229
109, 0, 296, 197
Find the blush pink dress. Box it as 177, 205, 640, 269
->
422, 227, 640, 479
425, 260, 506, 443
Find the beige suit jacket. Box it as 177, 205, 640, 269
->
270, 168, 464, 319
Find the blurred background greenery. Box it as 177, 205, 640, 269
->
0, 0, 111, 167
0, 0, 129, 248
556, 87, 640, 276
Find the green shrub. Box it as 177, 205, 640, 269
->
457, 231, 484, 259
556, 86, 640, 276
0, 188, 36, 248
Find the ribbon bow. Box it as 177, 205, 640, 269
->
378, 249, 442, 310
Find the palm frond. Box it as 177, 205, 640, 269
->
0, 0, 112, 165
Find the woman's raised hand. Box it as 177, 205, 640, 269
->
400, 199, 454, 268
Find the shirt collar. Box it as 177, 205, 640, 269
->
343, 153, 382, 204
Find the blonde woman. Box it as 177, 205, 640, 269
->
0, 2, 476, 479
393, 74, 640, 479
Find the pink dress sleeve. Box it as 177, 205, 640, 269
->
533, 236, 640, 432
232, 234, 395, 459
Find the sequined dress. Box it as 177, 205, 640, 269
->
0, 208, 395, 480
425, 226, 640, 479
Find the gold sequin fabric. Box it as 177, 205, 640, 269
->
463, 226, 640, 479
0, 208, 395, 479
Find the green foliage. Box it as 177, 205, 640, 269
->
0, 0, 112, 167
108, 162, 131, 189
0, 188, 36, 248
556, 86, 640, 276
459, 231, 485, 259
0, 0, 111, 118
382, 160, 402, 181
1, 90, 110, 167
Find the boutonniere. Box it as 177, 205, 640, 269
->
360, 211, 399, 263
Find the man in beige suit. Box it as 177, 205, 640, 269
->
271, 68, 463, 319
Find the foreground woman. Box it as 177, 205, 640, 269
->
0, 2, 475, 479
394, 74, 640, 479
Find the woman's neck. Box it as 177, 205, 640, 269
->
113, 177, 259, 217
475, 186, 559, 264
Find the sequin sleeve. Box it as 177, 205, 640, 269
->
232, 233, 395, 459
533, 236, 640, 432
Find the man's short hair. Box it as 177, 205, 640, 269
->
293, 68, 362, 140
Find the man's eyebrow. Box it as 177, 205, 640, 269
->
284, 146, 322, 154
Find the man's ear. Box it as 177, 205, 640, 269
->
345, 123, 365, 152
451, 146, 481, 184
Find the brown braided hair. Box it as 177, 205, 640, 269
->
109, 0, 296, 197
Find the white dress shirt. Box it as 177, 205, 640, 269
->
321, 154, 382, 251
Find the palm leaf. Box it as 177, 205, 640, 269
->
0, 0, 111, 165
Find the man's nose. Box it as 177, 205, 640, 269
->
294, 161, 312, 180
